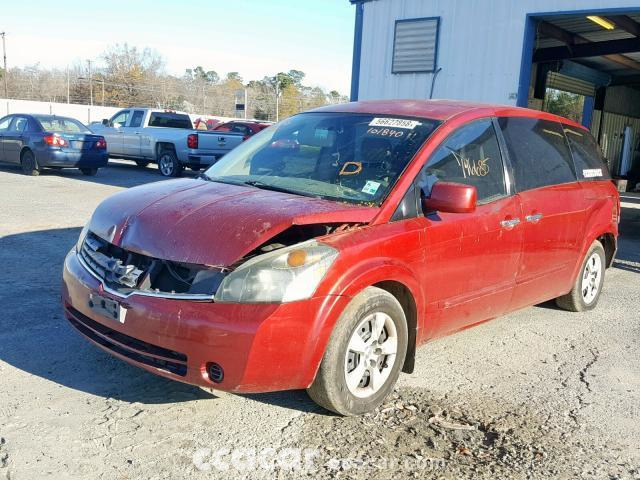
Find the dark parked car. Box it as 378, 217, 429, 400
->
0, 114, 108, 176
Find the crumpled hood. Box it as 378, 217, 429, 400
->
89, 178, 376, 267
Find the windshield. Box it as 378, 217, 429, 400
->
203, 112, 440, 205
35, 116, 90, 134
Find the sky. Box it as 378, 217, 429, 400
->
0, 0, 355, 94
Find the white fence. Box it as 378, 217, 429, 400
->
0, 99, 120, 125
0, 98, 264, 131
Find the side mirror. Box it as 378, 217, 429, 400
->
422, 181, 477, 214
101, 119, 109, 126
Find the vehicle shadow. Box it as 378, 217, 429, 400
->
0, 227, 323, 412
0, 159, 198, 189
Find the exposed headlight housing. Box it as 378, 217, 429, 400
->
76, 223, 90, 252
214, 241, 338, 303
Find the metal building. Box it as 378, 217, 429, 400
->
348, 0, 640, 177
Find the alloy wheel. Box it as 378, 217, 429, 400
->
582, 252, 602, 305
159, 154, 174, 176
344, 312, 398, 398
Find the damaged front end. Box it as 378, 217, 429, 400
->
77, 222, 362, 302
78, 231, 225, 300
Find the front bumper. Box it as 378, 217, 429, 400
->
39, 148, 109, 168
61, 250, 348, 393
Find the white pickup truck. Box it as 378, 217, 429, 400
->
90, 108, 244, 177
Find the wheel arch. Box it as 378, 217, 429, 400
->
304, 258, 424, 386
20, 146, 34, 161
155, 141, 176, 159
569, 227, 617, 289
373, 280, 418, 373
597, 232, 616, 268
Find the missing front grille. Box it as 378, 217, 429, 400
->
80, 232, 224, 296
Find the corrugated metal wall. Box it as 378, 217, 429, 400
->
357, 0, 640, 103
596, 112, 640, 174
590, 87, 640, 174
591, 109, 602, 136
603, 86, 640, 117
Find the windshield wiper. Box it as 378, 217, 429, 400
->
197, 175, 245, 187
242, 180, 317, 198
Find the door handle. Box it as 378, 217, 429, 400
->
500, 218, 521, 229
525, 213, 543, 223
134, 132, 141, 135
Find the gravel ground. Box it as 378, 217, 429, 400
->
1, 161, 639, 479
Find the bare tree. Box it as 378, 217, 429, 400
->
4, 44, 348, 119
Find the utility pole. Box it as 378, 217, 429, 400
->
101, 79, 105, 106
244, 89, 248, 119
87, 59, 93, 106
275, 77, 280, 122
1, 32, 7, 98
66, 66, 70, 103
202, 85, 206, 114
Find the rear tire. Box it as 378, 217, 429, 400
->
135, 161, 150, 168
307, 286, 408, 416
20, 150, 40, 176
80, 167, 98, 176
556, 240, 606, 312
158, 149, 182, 177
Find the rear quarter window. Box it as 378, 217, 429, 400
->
148, 113, 193, 129
563, 126, 611, 181
498, 117, 576, 192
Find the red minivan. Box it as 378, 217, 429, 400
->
62, 100, 619, 415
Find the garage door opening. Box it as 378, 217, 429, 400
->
543, 89, 586, 124
520, 10, 640, 189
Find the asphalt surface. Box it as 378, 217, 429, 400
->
0, 161, 639, 479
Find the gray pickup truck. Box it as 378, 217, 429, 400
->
90, 108, 244, 177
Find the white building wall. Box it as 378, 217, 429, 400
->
0, 98, 120, 125
357, 0, 640, 104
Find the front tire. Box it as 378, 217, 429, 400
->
158, 149, 182, 177
20, 150, 40, 176
307, 287, 408, 416
556, 240, 606, 312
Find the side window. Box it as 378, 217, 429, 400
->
129, 110, 145, 128
10, 116, 28, 133
563, 126, 612, 181
231, 124, 250, 135
110, 110, 130, 127
419, 118, 507, 204
498, 117, 576, 191
0, 116, 12, 132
